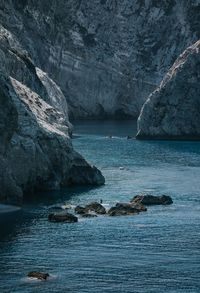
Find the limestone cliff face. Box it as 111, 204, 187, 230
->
1, 0, 199, 118
0, 27, 104, 205
137, 40, 200, 140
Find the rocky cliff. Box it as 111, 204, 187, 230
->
1, 0, 200, 119
0, 26, 104, 205
0, 1, 200, 203
136, 40, 200, 140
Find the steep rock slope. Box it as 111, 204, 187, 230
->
1, 0, 200, 118
0, 27, 104, 205
136, 40, 200, 139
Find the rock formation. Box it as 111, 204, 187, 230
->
1, 1, 199, 119
131, 195, 173, 205
75, 202, 106, 215
0, 26, 104, 205
107, 201, 147, 217
27, 272, 50, 280
48, 211, 78, 223
137, 40, 200, 139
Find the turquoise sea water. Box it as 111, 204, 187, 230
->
0, 120, 199, 293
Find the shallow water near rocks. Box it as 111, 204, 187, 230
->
0, 120, 200, 293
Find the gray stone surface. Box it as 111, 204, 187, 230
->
1, 0, 199, 119
0, 27, 104, 205
137, 40, 200, 140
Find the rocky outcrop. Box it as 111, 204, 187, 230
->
48, 211, 78, 223
108, 202, 144, 216
75, 202, 106, 215
131, 195, 173, 205
84, 202, 106, 214
0, 27, 104, 205
130, 202, 147, 212
1, 1, 200, 118
137, 40, 200, 140
27, 272, 49, 280
75, 206, 86, 215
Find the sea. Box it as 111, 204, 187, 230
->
0, 120, 199, 293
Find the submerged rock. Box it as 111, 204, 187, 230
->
48, 211, 78, 223
108, 203, 139, 217
131, 195, 173, 205
27, 272, 49, 280
137, 40, 200, 140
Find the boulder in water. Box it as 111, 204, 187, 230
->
84, 202, 106, 214
108, 203, 139, 216
27, 271, 49, 280
129, 202, 147, 212
75, 202, 106, 215
131, 195, 173, 205
48, 211, 78, 223
74, 205, 86, 215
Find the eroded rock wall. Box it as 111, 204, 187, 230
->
137, 40, 200, 139
0, 26, 104, 205
1, 0, 199, 118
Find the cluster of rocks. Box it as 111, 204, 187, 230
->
32, 194, 173, 280
48, 202, 106, 223
48, 195, 173, 223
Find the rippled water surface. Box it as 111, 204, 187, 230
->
0, 120, 200, 293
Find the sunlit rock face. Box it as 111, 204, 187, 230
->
137, 40, 200, 140
1, 0, 199, 119
0, 26, 104, 205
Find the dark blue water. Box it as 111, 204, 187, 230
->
0, 120, 200, 293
